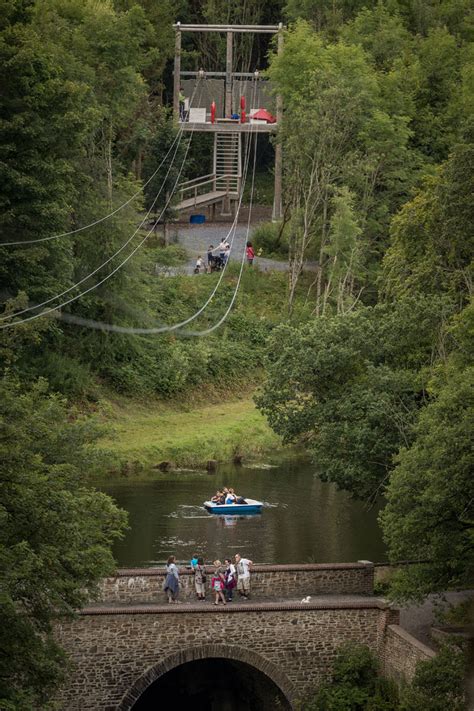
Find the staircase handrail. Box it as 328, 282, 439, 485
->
179, 173, 235, 196
178, 173, 215, 190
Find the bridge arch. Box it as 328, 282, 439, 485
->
117, 643, 296, 710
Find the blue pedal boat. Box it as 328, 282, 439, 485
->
204, 498, 263, 515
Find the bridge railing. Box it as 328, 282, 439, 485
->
178, 173, 239, 206
98, 562, 375, 605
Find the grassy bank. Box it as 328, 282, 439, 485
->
98, 393, 281, 473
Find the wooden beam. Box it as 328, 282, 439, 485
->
181, 122, 277, 134
173, 25, 181, 122
273, 23, 284, 222
172, 24, 282, 34
225, 31, 233, 118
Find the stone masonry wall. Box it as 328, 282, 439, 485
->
98, 563, 374, 604
383, 624, 436, 684
55, 601, 393, 711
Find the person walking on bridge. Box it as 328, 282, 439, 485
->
235, 553, 253, 600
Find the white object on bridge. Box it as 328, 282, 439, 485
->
188, 107, 206, 123
301, 596, 312, 603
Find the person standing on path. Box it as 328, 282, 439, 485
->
224, 558, 237, 601
207, 244, 214, 272
163, 555, 180, 603
194, 557, 206, 601
235, 553, 253, 600
211, 560, 227, 606
246, 241, 255, 266
218, 237, 227, 264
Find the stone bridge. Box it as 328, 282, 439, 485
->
55, 563, 434, 710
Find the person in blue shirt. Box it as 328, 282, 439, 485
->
190, 554, 198, 569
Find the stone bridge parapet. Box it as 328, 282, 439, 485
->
98, 561, 374, 604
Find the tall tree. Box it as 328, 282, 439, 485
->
0, 375, 127, 708
256, 297, 451, 500
382, 136, 474, 303
381, 303, 474, 601
268, 22, 414, 313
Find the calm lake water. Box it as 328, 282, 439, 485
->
97, 458, 387, 567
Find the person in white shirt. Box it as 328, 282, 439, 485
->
218, 238, 227, 262
235, 552, 253, 600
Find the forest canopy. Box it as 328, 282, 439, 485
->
0, 0, 473, 705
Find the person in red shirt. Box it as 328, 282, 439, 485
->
246, 241, 255, 266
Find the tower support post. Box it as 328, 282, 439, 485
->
225, 31, 233, 118
272, 23, 284, 222
173, 24, 182, 122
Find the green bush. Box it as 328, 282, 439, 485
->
31, 350, 95, 399
399, 643, 468, 711
145, 243, 188, 268
252, 220, 289, 260
304, 644, 399, 711
243, 171, 274, 205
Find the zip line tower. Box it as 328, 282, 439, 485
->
172, 23, 284, 220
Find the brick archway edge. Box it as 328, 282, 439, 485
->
117, 643, 297, 710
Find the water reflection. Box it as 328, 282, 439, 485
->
96, 458, 387, 567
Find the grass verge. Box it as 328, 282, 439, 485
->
98, 394, 281, 474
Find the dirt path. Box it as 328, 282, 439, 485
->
166, 219, 288, 275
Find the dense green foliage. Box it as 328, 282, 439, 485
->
304, 643, 399, 710
0, 375, 127, 708
381, 303, 474, 599
303, 641, 468, 711
268, 1, 473, 309
257, 1, 474, 603
1, 0, 473, 704
256, 296, 452, 500
399, 643, 468, 711
252, 221, 290, 260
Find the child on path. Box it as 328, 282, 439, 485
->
211, 560, 226, 606
194, 255, 204, 274
246, 241, 255, 266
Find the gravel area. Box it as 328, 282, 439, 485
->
169, 220, 288, 275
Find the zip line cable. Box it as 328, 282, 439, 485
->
180, 132, 258, 337
0, 131, 183, 322
55, 107, 259, 335
2, 80, 260, 336
0, 84, 202, 324
0, 83, 200, 248
48, 83, 261, 336
0, 111, 197, 329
